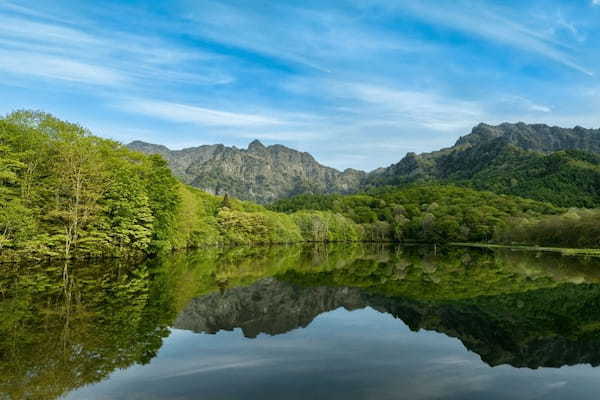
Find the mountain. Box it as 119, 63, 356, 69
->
367, 122, 600, 207
127, 139, 366, 204
455, 122, 600, 151
128, 122, 600, 207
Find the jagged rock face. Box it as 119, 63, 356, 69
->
127, 140, 366, 203
174, 278, 600, 369
456, 122, 600, 153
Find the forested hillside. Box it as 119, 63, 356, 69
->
269, 185, 561, 243
366, 123, 600, 208
0, 110, 181, 261
0, 111, 361, 262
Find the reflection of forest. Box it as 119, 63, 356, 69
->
175, 275, 600, 369
0, 259, 177, 400
176, 244, 600, 369
3, 244, 600, 399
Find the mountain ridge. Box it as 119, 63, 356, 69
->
128, 122, 600, 206
127, 139, 366, 203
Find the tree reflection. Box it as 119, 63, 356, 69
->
3, 244, 600, 399
0, 258, 176, 399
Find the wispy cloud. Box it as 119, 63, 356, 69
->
360, 0, 593, 76
0, 49, 126, 85
122, 99, 285, 127
498, 95, 552, 114
0, 14, 98, 46
160, 359, 272, 379
333, 82, 485, 132
233, 130, 325, 141
182, 1, 428, 73
0, 3, 232, 88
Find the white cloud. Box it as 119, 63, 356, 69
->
0, 7, 231, 88
0, 14, 99, 46
529, 104, 552, 113
0, 49, 126, 85
122, 99, 285, 127
233, 130, 325, 141
358, 0, 592, 76
498, 95, 552, 114
183, 1, 430, 73
336, 83, 485, 132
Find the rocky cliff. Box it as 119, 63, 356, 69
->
127, 139, 366, 203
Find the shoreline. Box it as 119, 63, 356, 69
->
452, 242, 600, 256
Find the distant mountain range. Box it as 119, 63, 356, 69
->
128, 122, 600, 206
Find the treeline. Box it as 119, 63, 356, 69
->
0, 111, 361, 262
494, 209, 600, 248
269, 185, 562, 243
0, 111, 182, 261
3, 110, 598, 260
171, 189, 362, 249
270, 184, 600, 249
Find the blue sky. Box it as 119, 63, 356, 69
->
2, 0, 600, 170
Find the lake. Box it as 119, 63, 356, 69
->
4, 243, 600, 399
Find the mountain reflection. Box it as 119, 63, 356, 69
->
175, 245, 600, 369
3, 244, 600, 399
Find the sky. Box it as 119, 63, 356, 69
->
2, 0, 600, 171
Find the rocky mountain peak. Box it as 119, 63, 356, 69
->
247, 139, 266, 152
455, 122, 600, 152
127, 139, 367, 203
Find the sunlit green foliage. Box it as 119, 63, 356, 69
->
269, 185, 561, 243
291, 211, 362, 242
0, 110, 182, 261
495, 208, 600, 248
0, 111, 365, 262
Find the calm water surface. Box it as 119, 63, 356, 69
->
4, 244, 600, 399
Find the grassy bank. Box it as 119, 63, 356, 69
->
452, 242, 600, 256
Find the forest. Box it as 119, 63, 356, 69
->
0, 111, 359, 262
269, 185, 570, 244
2, 110, 600, 263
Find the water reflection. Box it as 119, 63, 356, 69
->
3, 244, 600, 399
0, 258, 176, 399
175, 275, 600, 369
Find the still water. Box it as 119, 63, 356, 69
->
4, 244, 600, 399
